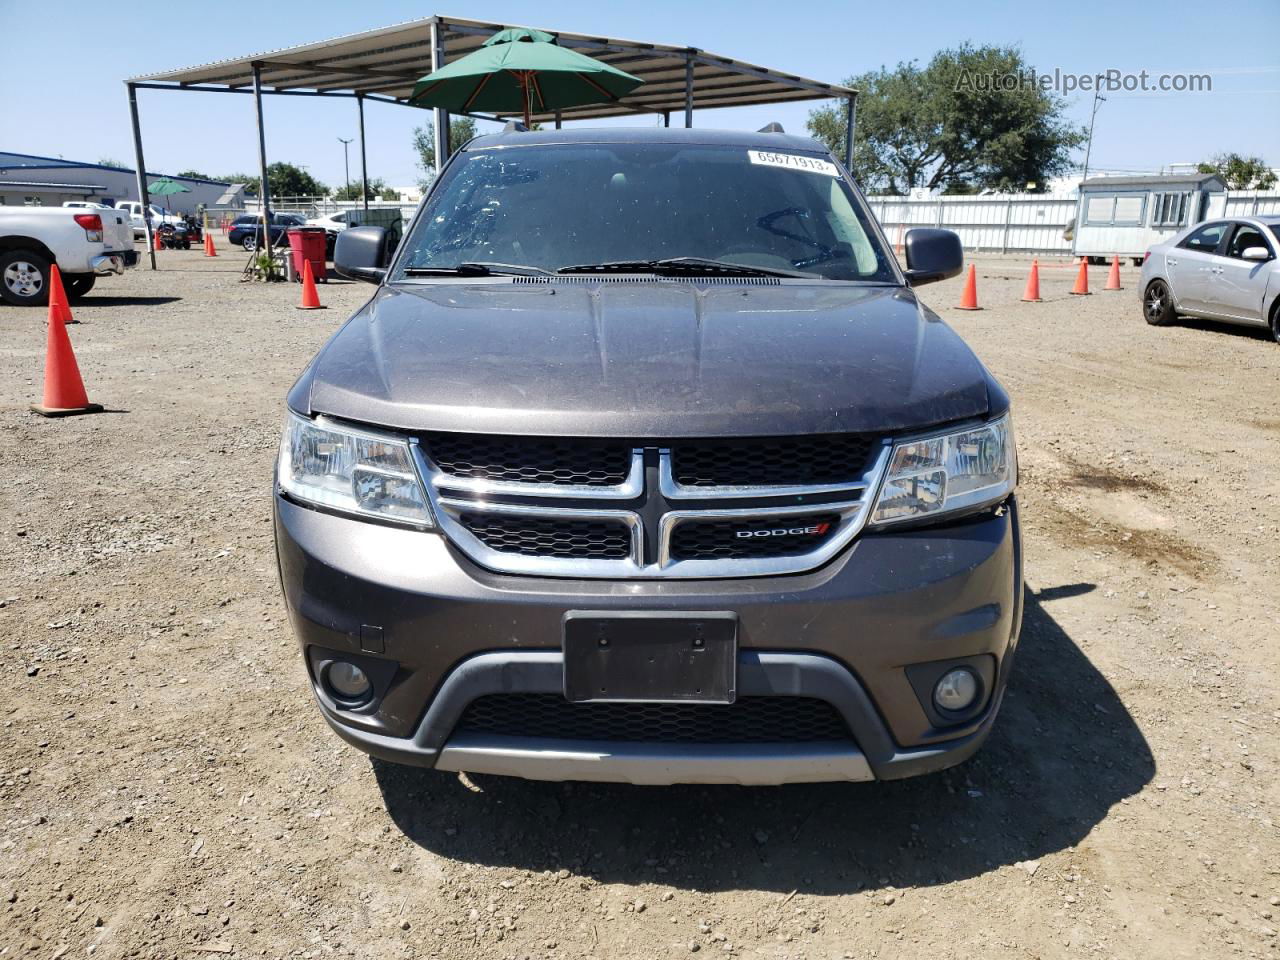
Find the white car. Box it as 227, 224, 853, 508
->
1140, 215, 1280, 343
0, 206, 136, 305
306, 211, 353, 233
62, 201, 115, 211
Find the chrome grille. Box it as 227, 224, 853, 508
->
417, 433, 890, 579
455, 694, 852, 743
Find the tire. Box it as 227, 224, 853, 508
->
1270, 300, 1280, 345
242, 235, 258, 252
64, 274, 96, 301
1143, 279, 1176, 327
0, 249, 51, 306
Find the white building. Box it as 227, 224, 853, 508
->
0, 151, 229, 213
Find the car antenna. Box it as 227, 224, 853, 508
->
757, 122, 785, 133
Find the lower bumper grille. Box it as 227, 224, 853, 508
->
454, 694, 853, 743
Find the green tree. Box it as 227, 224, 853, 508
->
808, 44, 1085, 194
330, 177, 400, 201
174, 169, 211, 180
217, 164, 327, 199
97, 157, 128, 169
412, 115, 478, 186
1196, 153, 1276, 190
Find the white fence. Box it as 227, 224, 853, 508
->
868, 190, 1280, 255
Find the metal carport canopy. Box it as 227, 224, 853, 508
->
124, 15, 857, 270
128, 14, 854, 123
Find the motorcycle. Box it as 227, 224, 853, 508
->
156, 222, 192, 250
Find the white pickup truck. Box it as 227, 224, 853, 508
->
0, 206, 136, 306
115, 200, 184, 239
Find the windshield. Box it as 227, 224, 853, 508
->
395, 142, 896, 282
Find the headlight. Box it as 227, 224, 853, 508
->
870, 415, 1015, 525
277, 413, 434, 527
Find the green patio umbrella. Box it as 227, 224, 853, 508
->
410, 27, 643, 128
148, 176, 191, 213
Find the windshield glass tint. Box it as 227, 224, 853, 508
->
396, 143, 896, 281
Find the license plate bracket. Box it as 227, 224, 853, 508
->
563, 611, 738, 704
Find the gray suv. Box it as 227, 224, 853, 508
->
273, 127, 1022, 785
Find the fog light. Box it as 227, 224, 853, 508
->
933, 667, 979, 713
326, 661, 371, 702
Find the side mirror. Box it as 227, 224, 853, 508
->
335, 225, 392, 283
902, 228, 964, 286
1242, 246, 1271, 261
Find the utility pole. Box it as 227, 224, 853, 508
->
1081, 90, 1106, 183
337, 137, 353, 199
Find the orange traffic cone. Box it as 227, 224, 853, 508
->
204, 232, 217, 257
1070, 258, 1091, 295
30, 293, 102, 417
956, 264, 981, 310
152, 230, 163, 252
1021, 259, 1042, 302
297, 259, 325, 310
1105, 254, 1123, 291
894, 224, 905, 256
48, 263, 76, 325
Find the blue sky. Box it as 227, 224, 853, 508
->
2, 0, 1276, 188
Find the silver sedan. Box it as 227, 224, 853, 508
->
1139, 214, 1280, 343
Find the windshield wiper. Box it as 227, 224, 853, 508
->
557, 257, 816, 279
401, 262, 553, 277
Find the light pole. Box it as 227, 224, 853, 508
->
337, 137, 353, 199
1081, 91, 1106, 183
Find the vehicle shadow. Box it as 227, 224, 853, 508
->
373, 587, 1153, 892
81, 296, 183, 307
1175, 316, 1275, 343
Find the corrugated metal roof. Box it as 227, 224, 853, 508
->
129, 14, 854, 123
1080, 173, 1226, 189
0, 152, 228, 185
0, 180, 107, 190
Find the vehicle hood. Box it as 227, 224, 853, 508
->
300, 281, 993, 437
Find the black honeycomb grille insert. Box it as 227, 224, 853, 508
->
669, 513, 842, 560
455, 694, 852, 743
670, 435, 877, 487
426, 433, 631, 487
459, 513, 631, 560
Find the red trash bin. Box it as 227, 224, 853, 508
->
287, 227, 328, 283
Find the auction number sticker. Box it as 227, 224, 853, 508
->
748, 150, 840, 176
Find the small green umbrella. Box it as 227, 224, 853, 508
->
410, 27, 643, 128
148, 176, 191, 214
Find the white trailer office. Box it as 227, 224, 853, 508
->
1072, 173, 1227, 264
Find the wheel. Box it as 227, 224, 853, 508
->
64, 274, 96, 301
1143, 279, 1176, 326
1270, 300, 1280, 345
0, 249, 51, 306
242, 235, 258, 252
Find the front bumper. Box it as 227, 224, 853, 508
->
275, 495, 1023, 784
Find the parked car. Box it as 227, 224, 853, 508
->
274, 127, 1021, 786
228, 212, 306, 252
61, 201, 115, 211
1140, 215, 1280, 342
0, 205, 135, 305
115, 200, 183, 239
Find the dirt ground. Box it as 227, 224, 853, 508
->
1, 248, 1277, 960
